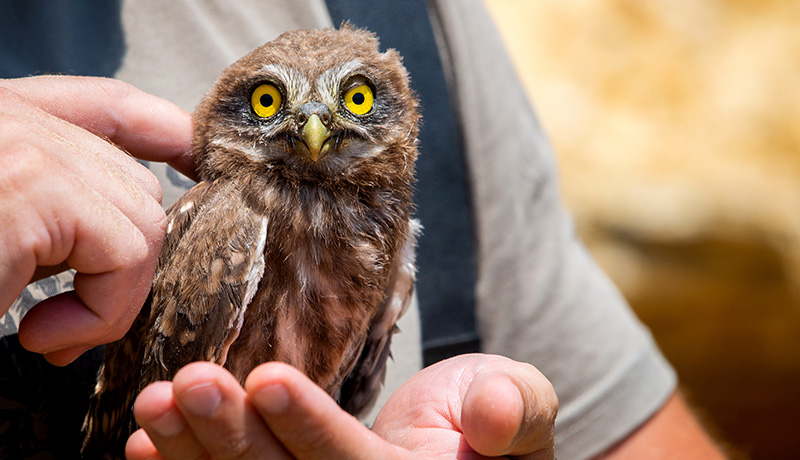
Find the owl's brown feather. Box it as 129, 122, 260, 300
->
340, 218, 420, 413
146, 179, 267, 374
83, 25, 420, 459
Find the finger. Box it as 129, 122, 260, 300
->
20, 291, 142, 366
0, 85, 167, 205
462, 372, 524, 456
131, 381, 206, 460
461, 357, 558, 460
126, 429, 165, 460
41, 345, 92, 366
11, 166, 153, 360
166, 362, 292, 460
0, 76, 196, 180
371, 354, 558, 459
0, 89, 169, 359
0, 85, 167, 279
245, 362, 408, 460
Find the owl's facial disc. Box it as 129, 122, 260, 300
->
294, 102, 333, 162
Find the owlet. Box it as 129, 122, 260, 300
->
82, 25, 420, 458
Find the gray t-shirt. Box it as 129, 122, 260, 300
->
2, 1, 676, 459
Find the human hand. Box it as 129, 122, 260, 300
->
127, 354, 557, 459
0, 76, 194, 365
374, 353, 558, 459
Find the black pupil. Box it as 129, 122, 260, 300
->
260, 93, 274, 107
352, 92, 365, 105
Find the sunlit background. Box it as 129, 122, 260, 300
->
484, 1, 800, 458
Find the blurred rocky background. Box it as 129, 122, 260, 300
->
484, 1, 800, 458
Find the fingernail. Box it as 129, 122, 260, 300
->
148, 407, 185, 437
180, 383, 221, 417
252, 383, 290, 415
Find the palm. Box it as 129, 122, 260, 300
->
373, 354, 556, 460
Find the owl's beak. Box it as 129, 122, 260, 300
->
295, 102, 333, 162
300, 114, 332, 162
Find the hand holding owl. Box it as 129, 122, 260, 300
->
0, 76, 193, 365
127, 354, 558, 460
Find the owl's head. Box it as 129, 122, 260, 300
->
193, 25, 420, 186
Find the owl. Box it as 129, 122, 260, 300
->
81, 25, 420, 458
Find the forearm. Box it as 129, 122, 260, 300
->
594, 393, 727, 460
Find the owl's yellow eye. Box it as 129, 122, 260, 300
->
251, 84, 282, 118
343, 84, 374, 116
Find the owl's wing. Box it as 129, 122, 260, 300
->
339, 218, 421, 416
140, 180, 268, 383
82, 180, 217, 459
82, 180, 268, 459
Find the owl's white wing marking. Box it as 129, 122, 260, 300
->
216, 216, 267, 365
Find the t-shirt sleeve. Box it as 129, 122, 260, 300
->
430, 1, 677, 458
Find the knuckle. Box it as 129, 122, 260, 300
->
102, 322, 128, 344
90, 317, 119, 345
0, 86, 22, 107
133, 226, 160, 268
0, 85, 32, 111
84, 77, 136, 139
293, 425, 337, 458
215, 434, 259, 460
98, 300, 141, 344
0, 142, 51, 192
139, 168, 164, 204
151, 207, 169, 239
0, 145, 73, 266
130, 227, 152, 260
106, 151, 164, 207
90, 77, 136, 105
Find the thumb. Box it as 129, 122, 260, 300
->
245, 362, 409, 460
461, 359, 558, 460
